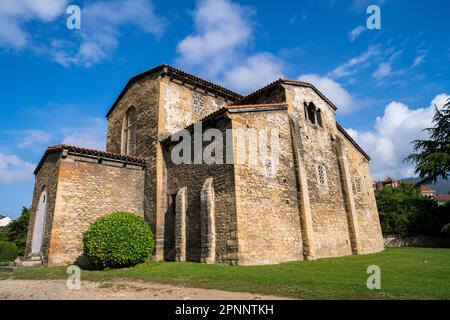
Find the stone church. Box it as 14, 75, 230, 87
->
23, 64, 384, 267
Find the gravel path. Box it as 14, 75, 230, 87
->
0, 278, 289, 300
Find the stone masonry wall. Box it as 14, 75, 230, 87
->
238, 83, 286, 105
47, 154, 145, 266
25, 152, 61, 263
106, 75, 231, 260
159, 77, 228, 136
163, 116, 238, 264
231, 110, 304, 265
285, 84, 384, 257
106, 74, 160, 235
286, 85, 353, 258
339, 136, 384, 254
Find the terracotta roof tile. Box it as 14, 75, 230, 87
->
35, 144, 146, 174
420, 185, 435, 192
436, 194, 450, 202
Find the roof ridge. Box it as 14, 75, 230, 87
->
227, 102, 288, 109
47, 144, 146, 161
35, 144, 147, 175
106, 64, 243, 117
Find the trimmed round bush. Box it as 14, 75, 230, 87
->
83, 212, 154, 268
0, 241, 19, 262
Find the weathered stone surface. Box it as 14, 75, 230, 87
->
26, 150, 145, 266
200, 177, 216, 264
163, 117, 238, 264
230, 110, 304, 265
25, 152, 60, 264
336, 136, 362, 254
175, 187, 187, 262
289, 115, 316, 260
26, 66, 384, 267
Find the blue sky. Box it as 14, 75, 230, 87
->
0, 0, 449, 218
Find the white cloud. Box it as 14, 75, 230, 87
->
0, 14, 28, 48
175, 0, 284, 93
17, 130, 53, 149
61, 117, 107, 150
297, 74, 355, 113
0, 0, 68, 48
176, 0, 253, 79
0, 0, 164, 66
224, 53, 284, 92
347, 93, 450, 180
328, 45, 381, 79
348, 25, 366, 42
0, 152, 34, 183
411, 51, 427, 68
372, 62, 392, 79
51, 0, 165, 67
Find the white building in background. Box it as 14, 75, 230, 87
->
0, 216, 12, 227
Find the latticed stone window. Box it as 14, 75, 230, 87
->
355, 177, 362, 193
192, 92, 205, 115
316, 164, 327, 186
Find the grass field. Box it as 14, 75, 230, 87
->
2, 248, 449, 299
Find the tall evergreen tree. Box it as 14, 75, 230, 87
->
405, 98, 450, 184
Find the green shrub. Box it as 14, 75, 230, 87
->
1, 207, 30, 255
377, 182, 450, 237
0, 241, 19, 262
83, 212, 154, 268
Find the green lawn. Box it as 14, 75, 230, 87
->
2, 248, 450, 299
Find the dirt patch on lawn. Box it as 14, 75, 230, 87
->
0, 278, 290, 300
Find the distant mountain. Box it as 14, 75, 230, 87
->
402, 177, 450, 195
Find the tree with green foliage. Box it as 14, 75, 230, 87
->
376, 182, 450, 237
405, 98, 450, 184
0, 207, 31, 256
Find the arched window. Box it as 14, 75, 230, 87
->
121, 106, 137, 156
316, 109, 323, 127
31, 186, 48, 255
307, 103, 317, 125
304, 102, 323, 128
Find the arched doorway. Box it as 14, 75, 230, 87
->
31, 187, 48, 255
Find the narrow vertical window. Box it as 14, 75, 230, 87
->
316, 109, 323, 127
121, 106, 137, 156
307, 104, 316, 125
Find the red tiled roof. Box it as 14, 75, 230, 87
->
106, 64, 243, 118
235, 79, 338, 110
226, 102, 288, 109
436, 194, 450, 202
103, 64, 370, 161
420, 185, 435, 192
35, 144, 146, 174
